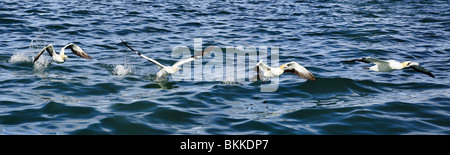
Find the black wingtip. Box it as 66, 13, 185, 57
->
409, 65, 435, 79
421, 72, 435, 78
120, 39, 128, 45
121, 39, 135, 51
120, 39, 127, 46
340, 58, 364, 64
311, 77, 317, 82
353, 58, 371, 63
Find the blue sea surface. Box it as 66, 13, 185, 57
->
0, 0, 449, 135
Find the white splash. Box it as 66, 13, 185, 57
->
10, 29, 50, 71
9, 52, 31, 63
32, 55, 49, 70
111, 54, 138, 76
113, 64, 132, 76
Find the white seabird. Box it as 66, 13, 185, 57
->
121, 39, 213, 81
346, 57, 435, 78
254, 60, 317, 82
33, 43, 92, 63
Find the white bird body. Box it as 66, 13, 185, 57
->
368, 60, 404, 72
121, 40, 213, 81
386, 60, 405, 70
34, 43, 92, 64
155, 66, 180, 80
255, 60, 316, 82
256, 60, 283, 79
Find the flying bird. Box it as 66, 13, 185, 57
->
121, 39, 214, 81
254, 60, 317, 82
33, 43, 92, 64
345, 57, 435, 78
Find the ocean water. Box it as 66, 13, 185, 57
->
0, 0, 449, 135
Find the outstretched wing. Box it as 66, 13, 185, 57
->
344, 57, 387, 65
121, 39, 166, 69
409, 65, 435, 78
172, 46, 215, 68
68, 43, 92, 59
33, 44, 54, 63
283, 62, 317, 82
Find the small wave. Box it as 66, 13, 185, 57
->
177, 22, 202, 27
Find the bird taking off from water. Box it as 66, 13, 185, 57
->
33, 43, 92, 64
344, 57, 435, 78
121, 39, 214, 81
253, 60, 317, 82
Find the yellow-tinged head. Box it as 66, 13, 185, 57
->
172, 67, 181, 73
280, 64, 287, 70
401, 61, 412, 68
62, 55, 69, 60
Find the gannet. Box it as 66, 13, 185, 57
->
33, 43, 92, 63
346, 57, 435, 78
254, 60, 317, 82
121, 39, 213, 81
